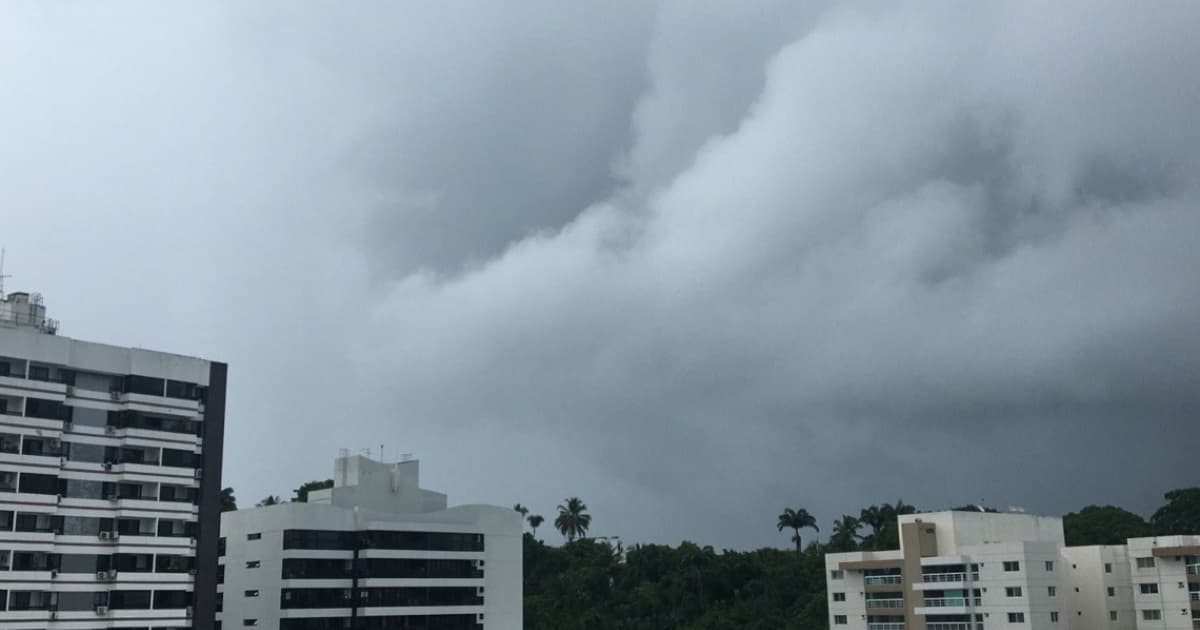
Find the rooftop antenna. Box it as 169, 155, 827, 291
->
0, 248, 10, 296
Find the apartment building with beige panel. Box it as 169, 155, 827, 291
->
827, 511, 1200, 630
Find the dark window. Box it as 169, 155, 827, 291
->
282, 618, 482, 630
153, 589, 192, 609
280, 588, 353, 609
359, 558, 483, 579
12, 551, 59, 571
218, 537, 227, 555
363, 530, 485, 552
0, 510, 13, 530
24, 398, 71, 421
247, 532, 262, 541
245, 590, 260, 597
360, 587, 483, 608
14, 513, 63, 534
109, 589, 153, 609
0, 433, 19, 453
159, 484, 197, 503
282, 529, 356, 550
246, 561, 260, 569
0, 470, 15, 492
17, 472, 60, 495
161, 448, 198, 468
9, 590, 55, 610
123, 375, 165, 397
155, 554, 195, 573
58, 553, 106, 573
111, 554, 155, 573
107, 410, 198, 436
28, 365, 51, 381
281, 558, 355, 580
158, 518, 195, 538
165, 380, 199, 400
21, 436, 65, 457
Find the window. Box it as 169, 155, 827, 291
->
246, 561, 260, 569
1107, 587, 1115, 597
244, 620, 258, 627
1109, 611, 1118, 621
1003, 561, 1020, 572
1142, 610, 1161, 621
833, 592, 845, 602
245, 590, 259, 598
1008, 612, 1025, 622
1045, 561, 1054, 571
1050, 612, 1059, 622
834, 615, 847, 625
830, 569, 843, 580
247, 533, 261, 541
1048, 586, 1057, 597
1104, 562, 1112, 573
1136, 557, 1155, 569
1006, 586, 1023, 597
1139, 583, 1159, 594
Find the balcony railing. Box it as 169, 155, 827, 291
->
926, 624, 974, 630
922, 572, 973, 583
1190, 591, 1199, 601
867, 624, 904, 630
922, 597, 975, 608
1187, 564, 1199, 576
866, 598, 905, 609
864, 575, 904, 586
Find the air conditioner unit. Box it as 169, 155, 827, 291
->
193, 469, 202, 479
49, 438, 62, 449
65, 385, 75, 396
96, 570, 108, 580
106, 569, 118, 580
95, 605, 109, 615
50, 569, 58, 578
62, 421, 73, 432
109, 390, 121, 401
105, 425, 117, 434
186, 606, 194, 618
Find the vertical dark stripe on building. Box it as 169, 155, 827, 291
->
193, 361, 228, 629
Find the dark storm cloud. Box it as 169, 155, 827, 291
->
2, 0, 1198, 549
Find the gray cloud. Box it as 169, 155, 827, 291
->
2, 1, 1197, 548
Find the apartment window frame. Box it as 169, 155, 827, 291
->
834, 615, 848, 625
1003, 561, 1020, 572
1138, 583, 1159, 594
1008, 612, 1025, 623
832, 592, 845, 602
1006, 586, 1023, 597
1141, 609, 1161, 621
1135, 557, 1155, 569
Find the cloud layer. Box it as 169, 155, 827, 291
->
2, 1, 1198, 547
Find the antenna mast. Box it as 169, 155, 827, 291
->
0, 248, 10, 297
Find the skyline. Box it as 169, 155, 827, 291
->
2, 1, 1198, 550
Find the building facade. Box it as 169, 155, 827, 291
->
217, 455, 522, 630
0, 291, 227, 628
826, 512, 1200, 630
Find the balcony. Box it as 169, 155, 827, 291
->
1188, 564, 1199, 576
866, 599, 905, 610
926, 624, 974, 630
864, 575, 904, 586
867, 624, 904, 630
923, 597, 976, 608
922, 572, 974, 583
1189, 592, 1199, 601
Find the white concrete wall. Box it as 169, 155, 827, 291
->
1061, 545, 1136, 630
1127, 537, 1199, 630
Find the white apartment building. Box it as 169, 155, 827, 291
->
217, 454, 522, 630
826, 512, 1200, 630
0, 291, 228, 629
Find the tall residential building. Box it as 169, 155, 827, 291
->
826, 512, 1200, 630
0, 291, 227, 629
217, 454, 523, 630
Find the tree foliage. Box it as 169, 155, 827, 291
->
256, 495, 281, 507
1063, 505, 1151, 546
524, 536, 828, 630
1151, 488, 1200, 535
776, 508, 818, 554
220, 487, 238, 512
292, 479, 334, 503
555, 497, 592, 542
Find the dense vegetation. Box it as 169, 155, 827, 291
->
521, 488, 1200, 630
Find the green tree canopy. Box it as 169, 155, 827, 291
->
291, 479, 334, 503
1063, 505, 1151, 546
1151, 488, 1200, 535
256, 495, 281, 507
555, 497, 592, 542
776, 508, 818, 554
220, 487, 237, 512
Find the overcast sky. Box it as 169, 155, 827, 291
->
2, 1, 1198, 549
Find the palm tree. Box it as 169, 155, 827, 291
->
513, 503, 528, 516
777, 507, 819, 554
830, 515, 861, 551
859, 505, 884, 538
528, 514, 544, 538
554, 497, 592, 542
